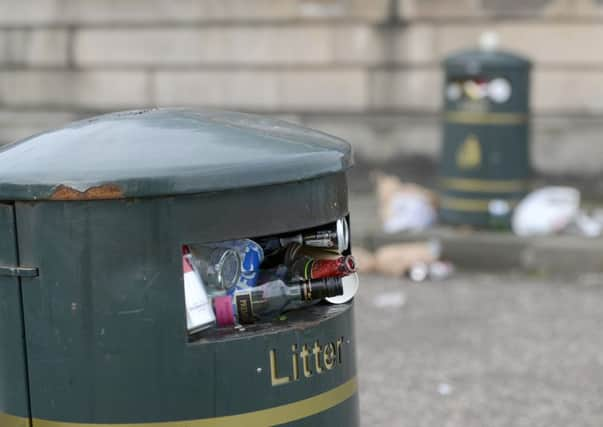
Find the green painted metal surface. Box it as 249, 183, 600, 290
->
0, 108, 352, 201
0, 203, 31, 424
15, 184, 355, 425
439, 49, 531, 227
0, 109, 358, 426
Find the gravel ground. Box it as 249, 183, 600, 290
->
355, 272, 603, 427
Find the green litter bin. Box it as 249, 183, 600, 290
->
439, 47, 532, 227
0, 108, 359, 427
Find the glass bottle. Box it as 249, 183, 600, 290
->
213, 276, 343, 326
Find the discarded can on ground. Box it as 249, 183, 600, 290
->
408, 263, 429, 282
407, 261, 454, 282
429, 261, 455, 281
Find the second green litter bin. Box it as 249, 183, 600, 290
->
439, 48, 532, 227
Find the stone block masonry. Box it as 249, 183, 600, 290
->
1, 0, 603, 183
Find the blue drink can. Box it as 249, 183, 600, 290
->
218, 239, 264, 293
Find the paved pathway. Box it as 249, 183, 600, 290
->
356, 273, 603, 427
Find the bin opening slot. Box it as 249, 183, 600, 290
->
446, 76, 512, 104
181, 216, 358, 340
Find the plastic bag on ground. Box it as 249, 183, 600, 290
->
512, 187, 580, 237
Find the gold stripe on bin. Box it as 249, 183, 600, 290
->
30, 377, 357, 427
445, 111, 528, 125
0, 411, 29, 427
441, 177, 528, 193
441, 196, 518, 213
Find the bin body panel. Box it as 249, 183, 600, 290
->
440, 121, 529, 223
0, 203, 30, 427
16, 173, 357, 426
440, 51, 531, 227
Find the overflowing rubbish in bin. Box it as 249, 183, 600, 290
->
182, 217, 358, 334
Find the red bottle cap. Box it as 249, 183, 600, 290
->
213, 296, 235, 326
344, 255, 357, 273
182, 255, 193, 273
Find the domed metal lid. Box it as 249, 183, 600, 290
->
444, 49, 531, 72
0, 108, 353, 201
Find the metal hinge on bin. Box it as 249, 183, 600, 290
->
0, 266, 39, 278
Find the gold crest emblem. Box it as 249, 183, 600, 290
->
456, 134, 482, 170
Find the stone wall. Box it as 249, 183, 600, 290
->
1, 0, 602, 184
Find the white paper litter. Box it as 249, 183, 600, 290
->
437, 383, 453, 396
372, 291, 406, 309
383, 193, 437, 233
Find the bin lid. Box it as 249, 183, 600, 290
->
444, 49, 531, 72
0, 108, 353, 201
